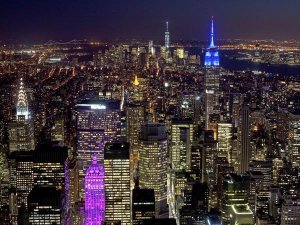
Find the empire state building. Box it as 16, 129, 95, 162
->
204, 17, 220, 67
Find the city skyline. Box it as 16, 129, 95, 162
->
1, 0, 300, 43
0, 2, 300, 225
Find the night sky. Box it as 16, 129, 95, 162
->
1, 0, 300, 43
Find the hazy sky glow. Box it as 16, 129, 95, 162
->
1, 0, 300, 43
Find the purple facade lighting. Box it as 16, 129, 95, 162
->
85, 155, 105, 225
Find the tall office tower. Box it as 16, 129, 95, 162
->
272, 158, 284, 185
165, 21, 170, 49
281, 194, 300, 225
104, 142, 131, 225
168, 171, 193, 222
139, 52, 148, 68
205, 85, 220, 130
8, 79, 34, 153
170, 118, 194, 171
231, 94, 241, 128
130, 75, 144, 103
9, 151, 33, 208
247, 171, 263, 212
0, 163, 10, 211
193, 95, 201, 126
84, 156, 105, 225
221, 173, 250, 225
238, 106, 251, 173
76, 100, 120, 198
204, 17, 219, 67
148, 40, 154, 56
249, 160, 272, 188
126, 103, 144, 186
216, 163, 234, 208
204, 69, 220, 133
28, 187, 62, 225
29, 146, 67, 224
217, 123, 233, 162
9, 145, 67, 211
286, 110, 300, 167
33, 146, 67, 188
202, 131, 217, 188
132, 186, 155, 225
139, 123, 168, 216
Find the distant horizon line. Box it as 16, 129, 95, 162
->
1, 38, 300, 46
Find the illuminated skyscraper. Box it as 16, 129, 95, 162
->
126, 103, 145, 188
104, 142, 131, 225
204, 17, 219, 67
33, 146, 67, 188
286, 110, 300, 167
170, 118, 194, 171
76, 100, 120, 198
204, 69, 220, 132
203, 18, 220, 134
26, 145, 68, 225
238, 106, 251, 173
130, 74, 144, 103
165, 21, 170, 49
148, 40, 154, 56
275, 109, 300, 167
85, 155, 105, 225
139, 123, 168, 216
217, 123, 233, 162
8, 78, 34, 153
9, 151, 33, 208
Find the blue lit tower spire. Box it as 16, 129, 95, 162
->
204, 17, 220, 66
209, 16, 215, 48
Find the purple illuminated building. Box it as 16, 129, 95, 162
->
85, 155, 105, 225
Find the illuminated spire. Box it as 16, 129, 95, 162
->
16, 78, 29, 120
165, 21, 170, 49
204, 17, 220, 67
133, 74, 139, 86
209, 16, 215, 48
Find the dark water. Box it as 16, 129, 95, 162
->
220, 54, 300, 77
185, 47, 300, 77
